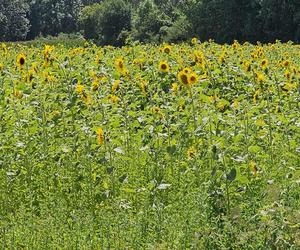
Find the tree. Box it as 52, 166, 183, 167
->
260, 0, 300, 42
80, 0, 131, 46
0, 0, 30, 41
132, 0, 171, 43
27, 0, 82, 39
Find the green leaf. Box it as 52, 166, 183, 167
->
227, 168, 237, 182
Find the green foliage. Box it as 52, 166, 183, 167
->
0, 41, 299, 248
160, 11, 192, 43
0, 0, 30, 41
80, 0, 131, 46
79, 3, 102, 40
27, 0, 82, 39
132, 0, 171, 43
260, 0, 300, 42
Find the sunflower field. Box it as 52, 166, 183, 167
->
0, 40, 300, 249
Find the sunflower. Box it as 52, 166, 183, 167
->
1, 43, 7, 55
255, 71, 265, 83
108, 94, 119, 103
158, 61, 170, 73
178, 70, 189, 86
17, 54, 26, 68
284, 70, 291, 79
91, 80, 100, 91
95, 54, 101, 64
249, 161, 258, 176
43, 45, 54, 62
243, 61, 251, 72
282, 60, 290, 67
187, 146, 197, 159
115, 58, 125, 72
191, 37, 198, 45
75, 84, 84, 95
112, 80, 121, 93
171, 83, 178, 93
96, 128, 104, 145
260, 59, 268, 69
183, 67, 192, 74
162, 45, 171, 54
188, 72, 198, 85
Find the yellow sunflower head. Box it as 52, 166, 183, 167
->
183, 67, 192, 74
115, 58, 125, 72
191, 37, 198, 45
162, 45, 171, 54
187, 146, 197, 159
17, 54, 26, 68
178, 70, 189, 86
96, 127, 104, 145
112, 80, 121, 93
91, 80, 100, 91
188, 72, 198, 85
255, 71, 265, 83
260, 59, 268, 69
158, 61, 170, 73
75, 84, 84, 95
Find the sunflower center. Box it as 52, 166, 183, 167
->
20, 58, 25, 65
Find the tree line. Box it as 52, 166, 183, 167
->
0, 0, 299, 45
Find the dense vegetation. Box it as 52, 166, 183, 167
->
0, 40, 299, 248
0, 0, 299, 44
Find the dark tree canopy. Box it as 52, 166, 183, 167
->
0, 0, 299, 44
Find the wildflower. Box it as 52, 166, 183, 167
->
115, 58, 125, 72
183, 67, 192, 74
152, 106, 161, 113
253, 90, 260, 103
218, 54, 225, 64
96, 128, 105, 145
1, 43, 7, 55
139, 81, 147, 96
187, 146, 197, 159
243, 61, 251, 72
233, 100, 239, 109
178, 70, 189, 86
26, 69, 35, 83
282, 82, 296, 92
91, 81, 99, 91
281, 60, 290, 67
75, 84, 84, 95
249, 161, 258, 176
17, 54, 26, 68
191, 37, 198, 45
95, 54, 101, 64
0, 63, 3, 71
255, 72, 265, 83
260, 59, 268, 69
108, 95, 118, 103
43, 45, 54, 62
171, 83, 178, 93
188, 72, 198, 85
162, 45, 171, 54
112, 80, 121, 93
82, 93, 92, 105
158, 61, 170, 73
284, 70, 291, 79
13, 89, 23, 99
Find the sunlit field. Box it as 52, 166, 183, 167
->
0, 40, 299, 249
